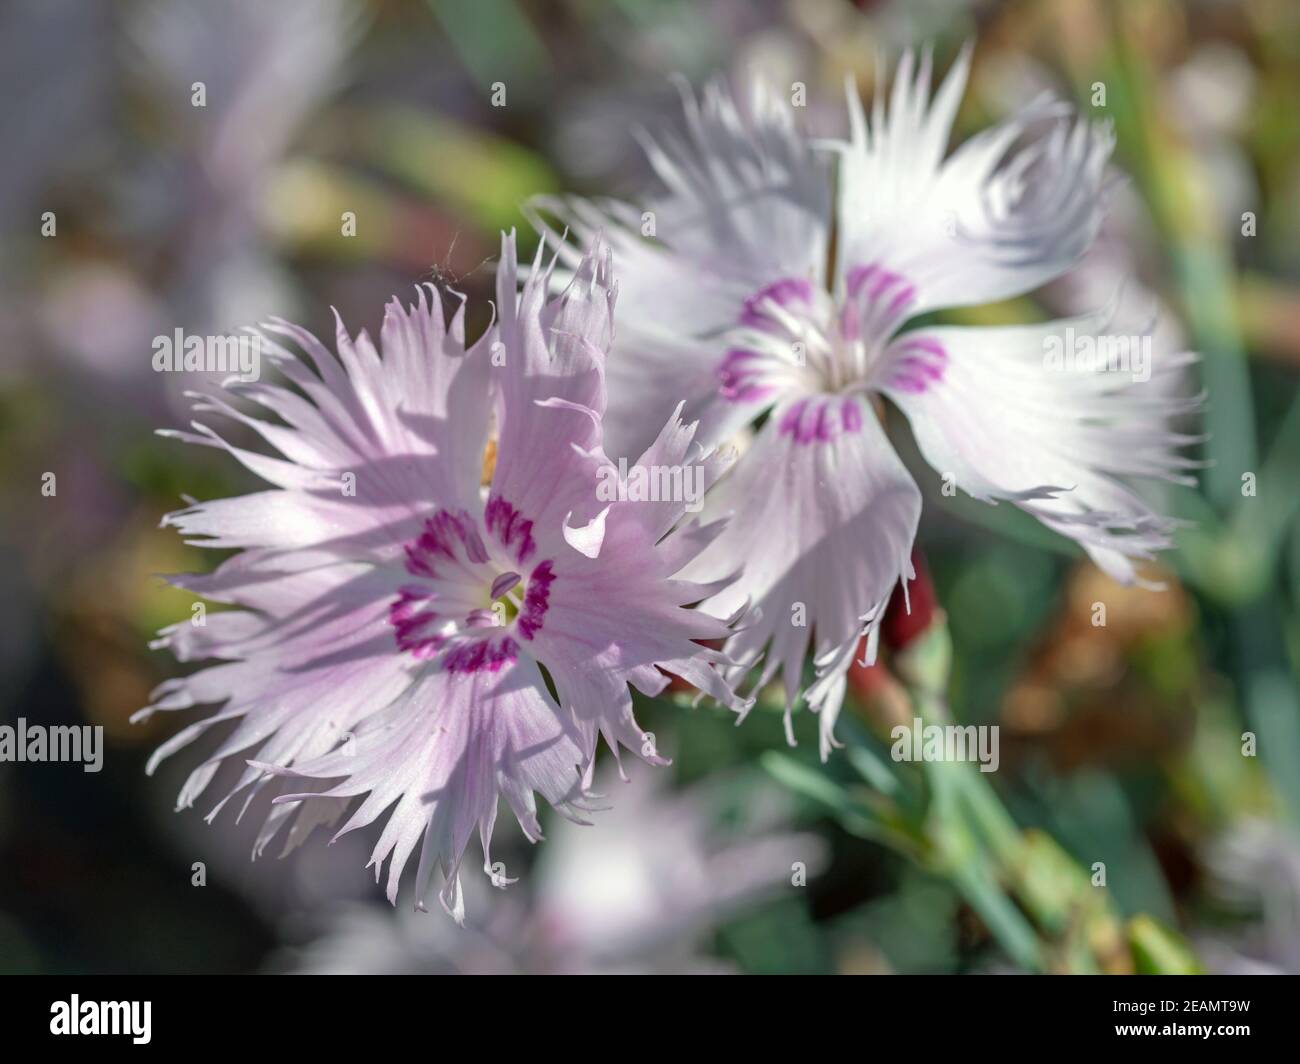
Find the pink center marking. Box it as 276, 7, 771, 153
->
388, 502, 555, 671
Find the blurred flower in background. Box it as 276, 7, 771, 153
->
1197, 819, 1300, 974
284, 768, 827, 974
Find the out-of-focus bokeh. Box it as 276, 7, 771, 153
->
1, 0, 1298, 974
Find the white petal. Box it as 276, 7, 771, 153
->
682, 396, 921, 755
528, 77, 831, 459
562, 504, 610, 559
882, 310, 1201, 585
834, 44, 1113, 313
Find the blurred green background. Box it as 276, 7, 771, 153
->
1, 0, 1298, 974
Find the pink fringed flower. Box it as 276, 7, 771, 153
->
139, 233, 748, 921
531, 46, 1200, 758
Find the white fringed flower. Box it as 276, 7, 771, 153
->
530, 46, 1200, 758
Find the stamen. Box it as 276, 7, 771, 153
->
490, 571, 522, 599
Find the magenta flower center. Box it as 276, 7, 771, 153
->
716, 263, 948, 429
389, 500, 555, 672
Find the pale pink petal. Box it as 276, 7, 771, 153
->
162, 286, 493, 563
264, 660, 590, 922
489, 230, 613, 551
